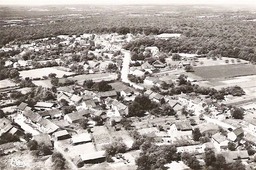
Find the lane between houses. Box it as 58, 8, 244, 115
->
121, 50, 144, 90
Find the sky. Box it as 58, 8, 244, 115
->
0, 0, 256, 6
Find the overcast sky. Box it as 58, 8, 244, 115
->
0, 0, 256, 5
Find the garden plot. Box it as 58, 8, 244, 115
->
19, 67, 75, 79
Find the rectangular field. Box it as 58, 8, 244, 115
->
19, 67, 75, 79
193, 64, 256, 79
0, 79, 17, 88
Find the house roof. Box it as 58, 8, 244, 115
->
17, 102, 28, 111
53, 130, 70, 138
34, 102, 55, 108
72, 133, 92, 144
149, 92, 164, 100
70, 95, 82, 103
0, 118, 13, 135
144, 90, 153, 96
23, 110, 42, 123
212, 133, 227, 144
173, 103, 183, 111
38, 119, 59, 134
98, 90, 117, 98
112, 100, 127, 110
175, 121, 192, 131
52, 120, 70, 128
233, 127, 244, 136
65, 112, 84, 122
222, 150, 249, 163
80, 151, 106, 161
83, 95, 94, 101
40, 109, 62, 118
84, 100, 96, 108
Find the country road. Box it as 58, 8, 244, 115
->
121, 50, 144, 90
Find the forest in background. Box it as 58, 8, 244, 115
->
0, 5, 256, 61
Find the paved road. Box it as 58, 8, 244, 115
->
121, 50, 144, 90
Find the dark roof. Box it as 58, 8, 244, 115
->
17, 102, 28, 111
233, 127, 244, 136
98, 90, 117, 98
23, 110, 42, 123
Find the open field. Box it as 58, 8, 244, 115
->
70, 73, 118, 84
19, 67, 75, 79
0, 79, 17, 88
193, 64, 256, 79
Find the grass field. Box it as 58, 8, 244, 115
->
19, 67, 75, 79
32, 80, 53, 88
193, 64, 256, 79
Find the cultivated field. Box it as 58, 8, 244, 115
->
193, 64, 256, 79
19, 67, 75, 79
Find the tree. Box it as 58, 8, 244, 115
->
184, 65, 194, 72
83, 79, 94, 89
39, 144, 53, 156
214, 154, 227, 169
227, 160, 246, 170
48, 73, 57, 79
172, 54, 182, 61
192, 128, 202, 141
52, 152, 66, 170
181, 152, 201, 170
27, 140, 38, 150
231, 107, 244, 119
204, 148, 216, 167
24, 133, 32, 141
0, 109, 4, 118
228, 142, 236, 151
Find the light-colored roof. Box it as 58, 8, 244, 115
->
70, 95, 82, 103
53, 130, 69, 138
72, 133, 92, 144
65, 112, 84, 122
24, 110, 42, 123
212, 133, 227, 143
98, 90, 117, 98
38, 119, 59, 134
80, 151, 105, 161
222, 150, 249, 163
34, 102, 55, 108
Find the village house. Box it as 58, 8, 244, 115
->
84, 99, 97, 109
144, 77, 161, 87
77, 151, 106, 165
98, 90, 117, 99
38, 119, 59, 134
0, 118, 14, 136
34, 102, 56, 111
177, 144, 205, 155
221, 150, 249, 163
23, 110, 42, 125
141, 61, 154, 71
64, 112, 84, 124
149, 92, 164, 103
39, 109, 62, 119
53, 130, 71, 141
211, 133, 229, 152
17, 102, 30, 113
227, 127, 244, 142
71, 133, 92, 145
